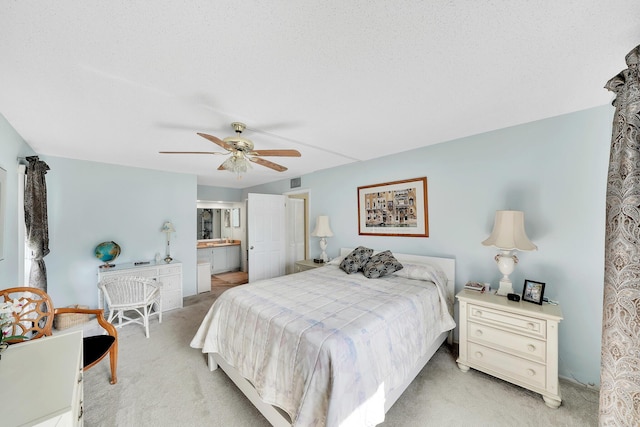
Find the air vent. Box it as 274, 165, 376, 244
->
290, 177, 301, 188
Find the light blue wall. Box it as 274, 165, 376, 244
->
197, 185, 243, 202
245, 105, 613, 386
0, 114, 36, 286
41, 156, 198, 307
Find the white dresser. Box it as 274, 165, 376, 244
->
456, 289, 563, 408
2, 331, 84, 426
98, 261, 183, 312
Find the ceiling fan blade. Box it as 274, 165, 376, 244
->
197, 133, 232, 150
249, 157, 288, 172
159, 151, 225, 155
249, 149, 301, 157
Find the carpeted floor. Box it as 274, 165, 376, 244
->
82, 281, 599, 427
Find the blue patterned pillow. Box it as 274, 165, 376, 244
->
339, 246, 374, 274
362, 250, 403, 278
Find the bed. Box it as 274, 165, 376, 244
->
190, 248, 456, 427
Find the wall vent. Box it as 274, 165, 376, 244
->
290, 177, 301, 188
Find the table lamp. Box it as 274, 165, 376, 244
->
161, 221, 176, 263
482, 210, 537, 296
311, 215, 333, 263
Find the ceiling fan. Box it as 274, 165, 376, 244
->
159, 122, 301, 174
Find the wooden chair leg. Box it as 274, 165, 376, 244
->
109, 342, 118, 384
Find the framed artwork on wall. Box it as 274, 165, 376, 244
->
357, 177, 429, 237
0, 166, 5, 260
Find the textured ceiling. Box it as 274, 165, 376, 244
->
1, 1, 638, 189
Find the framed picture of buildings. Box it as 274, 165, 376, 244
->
357, 177, 428, 237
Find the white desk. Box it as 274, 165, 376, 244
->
1, 331, 84, 426
97, 260, 183, 312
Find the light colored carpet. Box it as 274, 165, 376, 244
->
83, 289, 599, 427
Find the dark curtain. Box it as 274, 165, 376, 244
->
24, 156, 50, 291
600, 44, 640, 425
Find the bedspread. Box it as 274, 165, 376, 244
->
190, 264, 455, 427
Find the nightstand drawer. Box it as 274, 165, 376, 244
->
468, 321, 546, 364
469, 304, 546, 339
468, 342, 546, 390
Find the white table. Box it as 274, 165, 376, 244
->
1, 331, 84, 426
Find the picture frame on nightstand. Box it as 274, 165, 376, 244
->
522, 279, 545, 305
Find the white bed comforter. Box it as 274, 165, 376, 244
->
190, 263, 455, 427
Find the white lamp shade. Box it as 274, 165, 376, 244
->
481, 210, 537, 251
311, 216, 334, 237
161, 221, 176, 233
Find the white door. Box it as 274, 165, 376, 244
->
248, 193, 286, 282
286, 198, 305, 274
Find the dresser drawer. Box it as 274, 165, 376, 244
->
467, 342, 546, 390
467, 321, 546, 364
159, 265, 182, 276
103, 269, 156, 279
468, 304, 546, 339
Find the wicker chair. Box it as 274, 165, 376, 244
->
99, 276, 162, 338
0, 286, 118, 384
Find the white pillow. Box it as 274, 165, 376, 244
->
393, 262, 448, 287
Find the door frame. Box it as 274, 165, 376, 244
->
284, 189, 310, 260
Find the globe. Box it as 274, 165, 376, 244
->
95, 241, 121, 268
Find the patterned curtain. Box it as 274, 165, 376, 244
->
24, 156, 50, 291
600, 44, 640, 425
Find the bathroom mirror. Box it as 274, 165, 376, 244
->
197, 208, 222, 240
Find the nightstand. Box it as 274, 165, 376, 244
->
295, 259, 325, 272
456, 289, 563, 408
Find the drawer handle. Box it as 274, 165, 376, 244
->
527, 369, 536, 377
476, 310, 483, 317
526, 322, 535, 330
474, 351, 483, 359
527, 344, 536, 352
475, 329, 483, 337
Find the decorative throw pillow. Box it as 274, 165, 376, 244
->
339, 246, 374, 274
362, 250, 403, 278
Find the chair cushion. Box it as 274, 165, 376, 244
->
83, 335, 115, 368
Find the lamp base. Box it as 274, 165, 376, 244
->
319, 237, 329, 263
164, 256, 173, 263
496, 279, 514, 296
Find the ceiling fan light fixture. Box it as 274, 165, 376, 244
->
221, 153, 251, 177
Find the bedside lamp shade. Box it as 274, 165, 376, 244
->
161, 222, 176, 234
482, 210, 537, 296
311, 216, 333, 263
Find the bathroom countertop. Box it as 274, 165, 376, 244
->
196, 240, 241, 249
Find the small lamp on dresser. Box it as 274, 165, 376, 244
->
311, 215, 333, 263
161, 221, 176, 263
482, 210, 537, 296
